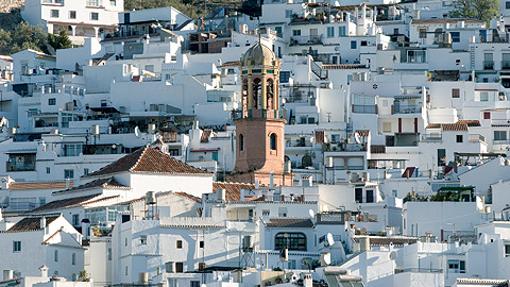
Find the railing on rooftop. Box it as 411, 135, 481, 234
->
352, 104, 377, 114
394, 268, 443, 274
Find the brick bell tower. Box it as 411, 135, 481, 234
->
231, 41, 291, 186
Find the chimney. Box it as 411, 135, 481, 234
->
39, 265, 49, 278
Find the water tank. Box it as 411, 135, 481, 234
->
359, 236, 370, 252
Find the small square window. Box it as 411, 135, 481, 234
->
484, 112, 491, 119
350, 40, 357, 49
456, 135, 463, 143
13, 241, 21, 252
51, 9, 59, 18
90, 12, 99, 21
84, 168, 89, 175
140, 235, 147, 245
452, 88, 460, 98
419, 28, 427, 39
48, 98, 56, 105
176, 240, 183, 249
505, 244, 510, 256
69, 10, 76, 19
360, 40, 368, 46
450, 32, 460, 43
292, 30, 301, 36
175, 262, 184, 273
64, 169, 74, 179
46, 167, 51, 174
506, 1, 510, 9
199, 241, 204, 248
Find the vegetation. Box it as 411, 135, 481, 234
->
124, 0, 201, 17
450, 0, 499, 23
0, 10, 72, 55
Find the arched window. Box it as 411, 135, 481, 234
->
270, 133, 277, 151
239, 134, 244, 151
274, 232, 307, 251
253, 78, 261, 109
267, 78, 274, 110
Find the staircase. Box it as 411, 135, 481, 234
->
311, 60, 328, 80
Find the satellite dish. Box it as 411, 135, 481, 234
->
308, 209, 315, 219
354, 132, 361, 144
134, 126, 140, 137
326, 233, 335, 247
320, 252, 331, 266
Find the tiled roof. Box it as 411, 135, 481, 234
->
441, 122, 468, 131
266, 218, 314, 228
8, 181, 72, 190
87, 146, 210, 177
53, 177, 128, 194
175, 191, 201, 203
32, 194, 119, 212
212, 182, 255, 202
6, 216, 59, 233
458, 119, 481, 127
456, 278, 509, 286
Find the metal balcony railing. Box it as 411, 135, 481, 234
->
392, 104, 422, 114
352, 104, 377, 114
483, 60, 494, 70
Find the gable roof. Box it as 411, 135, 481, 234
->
87, 146, 210, 177
52, 177, 128, 195
212, 182, 255, 202
32, 194, 119, 212
6, 216, 59, 233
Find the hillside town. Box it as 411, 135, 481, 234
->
2, 0, 510, 286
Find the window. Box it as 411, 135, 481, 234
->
72, 214, 79, 226
285, 9, 293, 18
110, 0, 117, 5
382, 122, 392, 133
505, 244, 510, 256
479, 92, 489, 102
447, 259, 466, 273
107, 248, 112, 260
393, 28, 399, 35
451, 88, 460, 98
87, 0, 100, 6
46, 167, 51, 174
54, 250, 58, 262
165, 262, 174, 272
506, 1, 510, 9
280, 71, 290, 83
90, 12, 99, 21
360, 40, 368, 46
292, 30, 301, 36
13, 241, 21, 252
350, 40, 357, 49
338, 26, 346, 36
278, 207, 288, 217
140, 235, 147, 245
450, 32, 460, 42
494, 131, 507, 141
125, 266, 128, 276
124, 238, 128, 246
190, 281, 201, 287
262, 210, 270, 216
419, 28, 427, 38
176, 240, 183, 249
355, 188, 363, 203
366, 190, 374, 203
69, 10, 76, 19
48, 98, 56, 105
84, 168, 89, 175
327, 26, 335, 38
456, 135, 463, 143
51, 9, 59, 18
484, 112, 491, 119
64, 169, 74, 179
199, 241, 204, 248
270, 133, 277, 150
274, 26, 282, 37
239, 134, 244, 151
175, 262, 184, 273
274, 232, 307, 251
72, 253, 76, 265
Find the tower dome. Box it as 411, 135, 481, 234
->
241, 42, 277, 67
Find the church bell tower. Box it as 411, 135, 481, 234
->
231, 41, 290, 186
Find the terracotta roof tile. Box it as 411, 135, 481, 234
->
267, 218, 313, 228
441, 123, 468, 131
201, 129, 212, 143
87, 146, 210, 177
32, 195, 119, 212
212, 182, 255, 202
6, 216, 59, 233
53, 177, 128, 194
175, 191, 201, 203
8, 181, 72, 190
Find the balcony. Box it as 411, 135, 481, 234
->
483, 60, 494, 70
392, 104, 422, 115
352, 104, 377, 114
6, 162, 36, 172
421, 133, 442, 142
394, 268, 442, 274
290, 35, 323, 46
468, 134, 486, 143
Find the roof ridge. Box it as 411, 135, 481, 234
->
130, 146, 149, 172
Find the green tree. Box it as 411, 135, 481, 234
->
48, 30, 73, 51
450, 0, 499, 23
